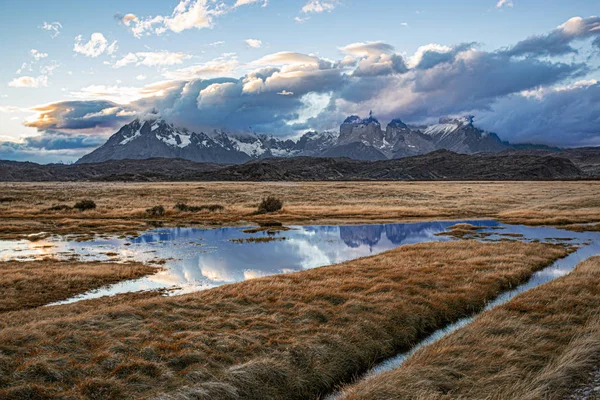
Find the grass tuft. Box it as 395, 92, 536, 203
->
73, 199, 96, 211
257, 196, 283, 214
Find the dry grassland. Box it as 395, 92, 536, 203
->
0, 181, 599, 238
0, 241, 566, 399
0, 260, 159, 312
339, 256, 600, 400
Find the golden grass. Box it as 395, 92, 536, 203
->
339, 256, 600, 400
0, 181, 600, 238
0, 241, 566, 399
0, 260, 159, 313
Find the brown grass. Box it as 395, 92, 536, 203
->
339, 256, 600, 400
0, 241, 566, 399
0, 181, 600, 238
0, 260, 159, 312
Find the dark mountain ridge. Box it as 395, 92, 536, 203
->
1, 149, 595, 182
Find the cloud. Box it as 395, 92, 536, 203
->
30, 49, 48, 61
114, 51, 191, 68
301, 0, 339, 13
8, 75, 48, 88
0, 131, 108, 163
477, 80, 600, 147
24, 100, 137, 132
73, 33, 118, 58
12, 15, 600, 152
136, 75, 147, 81
69, 80, 182, 104
340, 41, 395, 57
252, 51, 324, 67
40, 21, 62, 38
340, 42, 406, 77
234, 0, 268, 7
496, 0, 513, 8
506, 16, 600, 57
119, 0, 265, 38
162, 54, 239, 80
245, 39, 263, 48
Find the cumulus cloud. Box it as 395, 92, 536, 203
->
245, 39, 263, 48
30, 49, 48, 61
8, 75, 48, 88
113, 51, 191, 68
301, 0, 339, 14
496, 0, 513, 8
340, 42, 406, 77
119, 0, 265, 38
40, 21, 62, 38
73, 33, 118, 58
506, 16, 600, 57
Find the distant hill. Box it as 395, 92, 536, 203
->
1, 149, 596, 182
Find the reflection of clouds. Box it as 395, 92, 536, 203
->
200, 259, 240, 283
286, 237, 332, 269
6, 221, 600, 307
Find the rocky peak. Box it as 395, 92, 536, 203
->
439, 115, 474, 126
387, 119, 409, 129
339, 112, 384, 147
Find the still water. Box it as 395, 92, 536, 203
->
0, 220, 596, 305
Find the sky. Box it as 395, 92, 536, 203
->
0, 0, 599, 163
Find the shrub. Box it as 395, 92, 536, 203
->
73, 199, 96, 211
174, 203, 225, 213
47, 204, 73, 212
257, 196, 283, 214
146, 205, 165, 217
0, 197, 19, 203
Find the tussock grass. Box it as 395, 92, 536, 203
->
146, 205, 166, 217
339, 256, 600, 400
0, 241, 566, 399
2, 181, 599, 239
257, 196, 283, 214
0, 260, 158, 312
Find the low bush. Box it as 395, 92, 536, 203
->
257, 196, 283, 214
73, 200, 96, 211
0, 197, 19, 203
174, 203, 224, 212
146, 205, 165, 217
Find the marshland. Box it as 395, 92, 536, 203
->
1, 181, 600, 399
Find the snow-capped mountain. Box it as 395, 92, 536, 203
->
422, 116, 508, 154
76, 113, 541, 164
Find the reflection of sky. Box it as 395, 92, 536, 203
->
1, 220, 599, 306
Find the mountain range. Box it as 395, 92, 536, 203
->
76, 114, 558, 164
